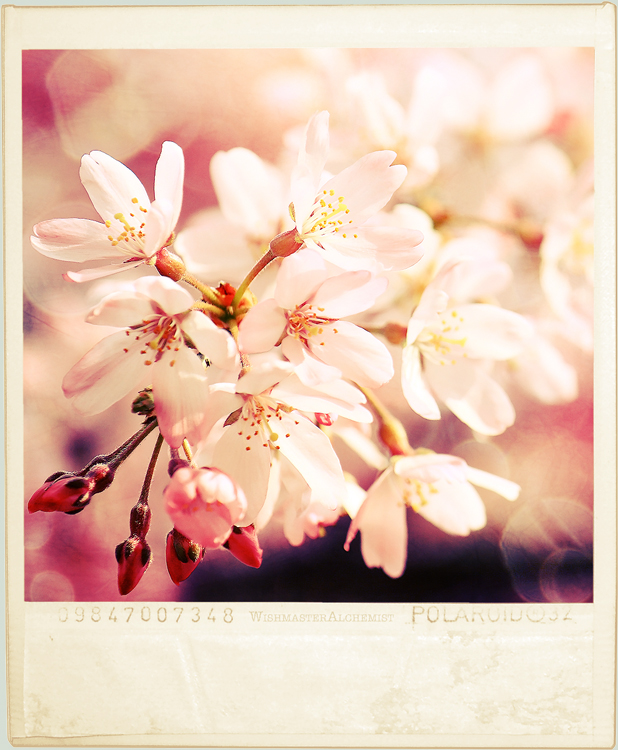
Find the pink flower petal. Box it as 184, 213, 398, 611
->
212, 427, 271, 525
443, 304, 532, 360
182, 312, 239, 371
80, 150, 150, 224
276, 248, 327, 310
416, 480, 486, 536
31, 219, 128, 262
133, 276, 194, 316
320, 151, 406, 226
310, 271, 387, 318
151, 346, 211, 448
62, 331, 147, 415
356, 226, 424, 271
309, 321, 394, 387
238, 299, 287, 354
274, 412, 347, 510
143, 197, 175, 258
86, 291, 155, 328
64, 260, 145, 283
345, 469, 407, 579
154, 142, 185, 231
401, 345, 441, 420
426, 359, 515, 435
281, 337, 342, 386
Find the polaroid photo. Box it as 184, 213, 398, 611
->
3, 3, 616, 747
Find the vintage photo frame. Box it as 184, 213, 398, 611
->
3, 3, 617, 746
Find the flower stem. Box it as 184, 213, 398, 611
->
84, 417, 159, 473
138, 432, 165, 505
181, 272, 224, 307
356, 385, 412, 456
192, 300, 226, 318
231, 248, 275, 311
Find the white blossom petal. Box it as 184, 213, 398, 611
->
275, 412, 347, 510
31, 219, 128, 262
152, 345, 211, 448
62, 331, 146, 415
154, 141, 185, 231
345, 469, 407, 579
310, 272, 387, 318
309, 321, 394, 387
212, 427, 271, 525
79, 150, 150, 224
238, 299, 287, 354
276, 248, 327, 310
401, 345, 441, 420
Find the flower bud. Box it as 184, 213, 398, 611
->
224, 524, 263, 568
165, 528, 205, 585
154, 246, 186, 282
164, 466, 247, 549
269, 228, 303, 258
28, 475, 93, 514
132, 388, 156, 416
28, 463, 115, 515
382, 322, 407, 346
115, 536, 152, 595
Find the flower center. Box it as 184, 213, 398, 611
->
105, 197, 148, 254
286, 305, 336, 344
235, 397, 295, 452
401, 475, 439, 512
125, 315, 182, 367
417, 309, 468, 366
304, 189, 358, 241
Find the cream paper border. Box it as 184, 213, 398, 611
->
3, 3, 616, 747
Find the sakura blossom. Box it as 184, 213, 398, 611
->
238, 247, 394, 387
31, 141, 184, 282
401, 260, 533, 435
345, 453, 520, 578
286, 110, 425, 272
62, 275, 239, 447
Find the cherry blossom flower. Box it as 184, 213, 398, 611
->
164, 466, 247, 549
238, 247, 394, 387
31, 141, 184, 282
345, 452, 520, 578
62, 276, 239, 447
198, 359, 351, 525
175, 147, 292, 287
286, 110, 424, 272
401, 261, 533, 435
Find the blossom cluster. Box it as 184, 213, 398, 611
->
26, 49, 594, 599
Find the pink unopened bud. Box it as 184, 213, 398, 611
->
28, 463, 114, 515
164, 466, 247, 549
269, 228, 303, 258
115, 536, 152, 595
154, 245, 186, 281
315, 413, 335, 426
224, 524, 263, 568
165, 528, 205, 585
28, 475, 93, 514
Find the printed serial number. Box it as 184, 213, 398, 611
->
58, 606, 234, 624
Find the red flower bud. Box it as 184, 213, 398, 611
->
165, 528, 205, 585
115, 536, 152, 596
28, 463, 114, 515
224, 524, 263, 568
28, 475, 94, 514
269, 228, 303, 258
154, 245, 186, 281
